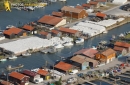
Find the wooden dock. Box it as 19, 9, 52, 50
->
118, 74, 130, 79
100, 78, 114, 85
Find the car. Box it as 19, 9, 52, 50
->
34, 78, 43, 84
69, 70, 78, 75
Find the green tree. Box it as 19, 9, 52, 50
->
54, 77, 62, 85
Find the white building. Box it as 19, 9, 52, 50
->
112, 0, 127, 5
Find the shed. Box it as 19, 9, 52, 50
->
61, 6, 88, 19
52, 11, 64, 17
75, 5, 84, 9
54, 61, 73, 73
22, 70, 41, 82
9, 72, 30, 85
3, 27, 25, 39
82, 4, 92, 9
95, 48, 116, 64
51, 29, 62, 37
38, 15, 66, 27
89, 1, 100, 8
70, 55, 98, 70
59, 27, 80, 37
40, 31, 51, 39
22, 25, 37, 34
0, 80, 14, 85
96, 12, 107, 19
95, 0, 107, 6
74, 48, 98, 58
37, 69, 50, 80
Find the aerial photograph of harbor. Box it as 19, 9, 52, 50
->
0, 0, 130, 85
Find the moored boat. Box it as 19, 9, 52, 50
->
63, 42, 73, 47
8, 55, 17, 60
54, 44, 64, 49
22, 52, 31, 57
0, 58, 7, 62
75, 38, 84, 44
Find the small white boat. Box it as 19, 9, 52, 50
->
22, 52, 31, 57
49, 0, 57, 2
26, 7, 35, 11
59, 0, 66, 1
92, 46, 97, 50
75, 38, 84, 44
0, 59, 7, 62
63, 42, 73, 47
40, 49, 48, 54
8, 56, 17, 60
6, 25, 15, 29
54, 44, 64, 49
103, 30, 108, 34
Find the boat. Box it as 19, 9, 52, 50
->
15, 7, 21, 10
22, 52, 31, 57
40, 49, 48, 54
63, 42, 73, 47
6, 25, 15, 29
59, 0, 66, 1
26, 7, 35, 11
49, 0, 57, 2
103, 30, 108, 33
92, 46, 97, 49
0, 59, 7, 62
75, 38, 84, 44
54, 44, 64, 49
48, 46, 57, 53
8, 55, 17, 60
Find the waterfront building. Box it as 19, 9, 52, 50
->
52, 11, 64, 17
22, 25, 37, 35
70, 55, 99, 70
95, 0, 107, 6
3, 27, 26, 39
75, 5, 84, 9
82, 4, 92, 9
38, 15, 66, 28
22, 70, 41, 82
96, 12, 107, 20
61, 6, 88, 19
39, 31, 52, 39
89, 1, 100, 8
95, 48, 116, 64
9, 72, 30, 85
51, 29, 62, 37
54, 61, 73, 74
74, 48, 98, 59
59, 27, 80, 37
37, 69, 50, 80
0, 80, 14, 85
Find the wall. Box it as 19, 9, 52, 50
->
55, 19, 66, 27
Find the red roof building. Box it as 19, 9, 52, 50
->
114, 41, 130, 48
22, 25, 34, 31
0, 80, 13, 85
37, 69, 49, 76
51, 29, 62, 37
75, 5, 84, 9
40, 31, 51, 39
52, 11, 63, 17
89, 1, 100, 8
82, 4, 91, 8
96, 12, 107, 18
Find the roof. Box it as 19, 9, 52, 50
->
75, 5, 84, 9
37, 69, 49, 76
70, 55, 86, 64
61, 6, 84, 13
3, 27, 23, 36
95, 0, 107, 2
38, 15, 63, 26
40, 31, 48, 36
22, 25, 34, 31
74, 48, 98, 58
82, 4, 91, 8
59, 27, 78, 34
113, 46, 126, 52
22, 70, 37, 77
101, 48, 116, 56
9, 72, 27, 80
52, 11, 63, 17
96, 12, 106, 18
89, 1, 98, 5
114, 41, 130, 48
54, 61, 73, 71
51, 29, 60, 34
0, 80, 13, 85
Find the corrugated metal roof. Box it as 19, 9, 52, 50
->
113, 46, 126, 52
59, 27, 78, 34
96, 12, 106, 18
52, 11, 63, 17
101, 48, 116, 56
9, 72, 28, 80
22, 25, 34, 31
114, 41, 130, 48
61, 6, 83, 13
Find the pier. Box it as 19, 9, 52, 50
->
6, 64, 24, 71
84, 80, 97, 85
118, 74, 130, 79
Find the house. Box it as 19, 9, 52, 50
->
75, 5, 84, 9
96, 12, 107, 19
59, 27, 80, 37
38, 15, 66, 28
61, 6, 88, 19
89, 1, 100, 8
82, 4, 92, 9
95, 0, 107, 6
52, 11, 64, 17
37, 69, 50, 80
113, 46, 127, 58
74, 48, 98, 59
54, 61, 73, 73
22, 25, 37, 35
22, 70, 41, 82
9, 72, 30, 85
70, 55, 99, 70
3, 27, 26, 39
0, 80, 14, 85
51, 29, 62, 37
95, 48, 116, 64
40, 31, 51, 39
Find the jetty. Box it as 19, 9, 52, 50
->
118, 74, 130, 79
6, 64, 24, 71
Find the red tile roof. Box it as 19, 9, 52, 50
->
74, 48, 98, 58
3, 27, 23, 36
114, 41, 130, 48
59, 27, 78, 34
75, 5, 84, 9
89, 1, 98, 5
113, 46, 126, 52
54, 61, 73, 71
95, 0, 107, 2
22, 25, 34, 31
51, 29, 59, 34
0, 80, 13, 85
82, 4, 91, 8
38, 15, 63, 26
96, 12, 106, 18
37, 69, 49, 76
52, 11, 63, 17
22, 70, 37, 77
101, 48, 116, 57
9, 72, 28, 80
40, 31, 48, 36
61, 6, 84, 13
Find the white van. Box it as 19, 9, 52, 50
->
69, 70, 78, 75
34, 78, 43, 84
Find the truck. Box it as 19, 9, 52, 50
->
69, 70, 78, 75
34, 78, 43, 84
